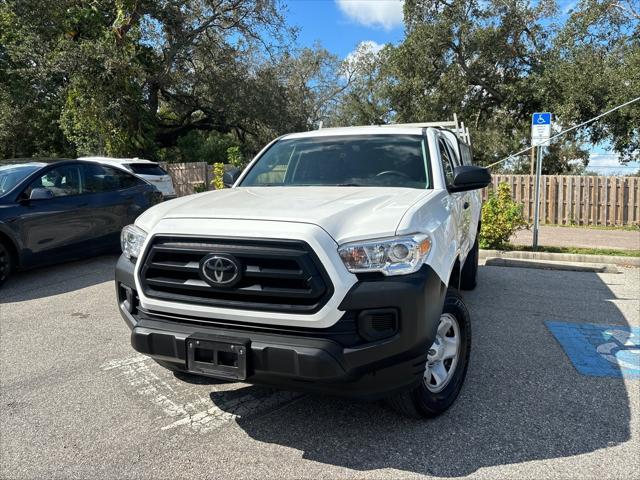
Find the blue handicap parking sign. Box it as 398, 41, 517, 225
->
545, 321, 640, 378
532, 112, 551, 125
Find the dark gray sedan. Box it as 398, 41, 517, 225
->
0, 159, 163, 286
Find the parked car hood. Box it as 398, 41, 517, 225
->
136, 186, 435, 244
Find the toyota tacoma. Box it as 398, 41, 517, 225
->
115, 123, 490, 418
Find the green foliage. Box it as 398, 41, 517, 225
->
159, 131, 238, 164
212, 162, 225, 190
226, 146, 245, 168
332, 42, 393, 126
193, 183, 208, 194
1, 0, 638, 172
480, 183, 528, 249
387, 0, 639, 170
0, 0, 347, 161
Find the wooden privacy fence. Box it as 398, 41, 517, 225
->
483, 175, 640, 226
160, 164, 640, 227
161, 162, 211, 196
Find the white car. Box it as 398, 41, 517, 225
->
115, 123, 490, 418
79, 157, 176, 199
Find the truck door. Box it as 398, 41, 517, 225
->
436, 137, 467, 257
443, 138, 473, 255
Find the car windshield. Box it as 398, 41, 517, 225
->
239, 134, 430, 189
0, 164, 41, 196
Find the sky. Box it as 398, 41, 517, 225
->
285, 0, 404, 58
283, 0, 638, 175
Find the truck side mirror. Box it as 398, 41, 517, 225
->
448, 166, 491, 193
223, 167, 241, 188
29, 187, 54, 200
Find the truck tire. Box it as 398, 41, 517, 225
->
0, 240, 14, 287
387, 289, 471, 418
460, 236, 479, 290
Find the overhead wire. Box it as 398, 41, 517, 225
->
485, 96, 640, 169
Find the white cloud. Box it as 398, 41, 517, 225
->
588, 153, 640, 175
336, 0, 404, 30
346, 40, 384, 60
342, 41, 385, 77
559, 1, 579, 14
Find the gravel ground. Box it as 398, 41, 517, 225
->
1, 255, 638, 480
512, 225, 640, 250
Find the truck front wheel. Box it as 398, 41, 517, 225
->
387, 290, 471, 418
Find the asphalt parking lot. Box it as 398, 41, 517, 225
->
1, 256, 639, 479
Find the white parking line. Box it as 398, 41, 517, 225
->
101, 355, 302, 433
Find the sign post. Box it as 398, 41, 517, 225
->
531, 112, 551, 250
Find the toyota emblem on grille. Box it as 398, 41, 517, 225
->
201, 254, 241, 287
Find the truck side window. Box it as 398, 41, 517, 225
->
438, 139, 455, 185
445, 141, 461, 168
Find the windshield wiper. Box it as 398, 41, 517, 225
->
335, 183, 365, 187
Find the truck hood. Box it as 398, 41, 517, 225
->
136, 186, 434, 244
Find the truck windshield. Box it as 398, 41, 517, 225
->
239, 134, 430, 189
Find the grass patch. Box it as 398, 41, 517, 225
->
497, 244, 640, 258
548, 223, 640, 232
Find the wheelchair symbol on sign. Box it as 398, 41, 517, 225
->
596, 329, 640, 371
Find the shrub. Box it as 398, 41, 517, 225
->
479, 182, 528, 249
211, 162, 225, 190
226, 146, 245, 168
193, 183, 207, 193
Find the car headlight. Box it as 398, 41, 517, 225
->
338, 234, 432, 276
120, 225, 147, 260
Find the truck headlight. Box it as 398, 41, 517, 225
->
338, 234, 432, 276
120, 225, 147, 260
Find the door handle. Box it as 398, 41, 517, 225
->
463, 201, 470, 209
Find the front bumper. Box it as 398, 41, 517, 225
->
116, 255, 446, 399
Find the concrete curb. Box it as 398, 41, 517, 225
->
483, 257, 619, 273
479, 249, 640, 267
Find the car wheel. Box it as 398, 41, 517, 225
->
387, 290, 471, 418
0, 240, 14, 287
460, 235, 479, 290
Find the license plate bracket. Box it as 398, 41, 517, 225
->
186, 334, 250, 381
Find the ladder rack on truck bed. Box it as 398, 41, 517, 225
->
379, 113, 471, 145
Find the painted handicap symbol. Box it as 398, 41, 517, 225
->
596, 329, 640, 372
545, 321, 640, 378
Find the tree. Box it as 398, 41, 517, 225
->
332, 41, 393, 126
0, 0, 348, 161
383, 0, 639, 169
541, 0, 640, 163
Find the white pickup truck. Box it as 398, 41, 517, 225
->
115, 124, 490, 418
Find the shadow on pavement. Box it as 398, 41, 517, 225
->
210, 265, 633, 477
0, 254, 118, 303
